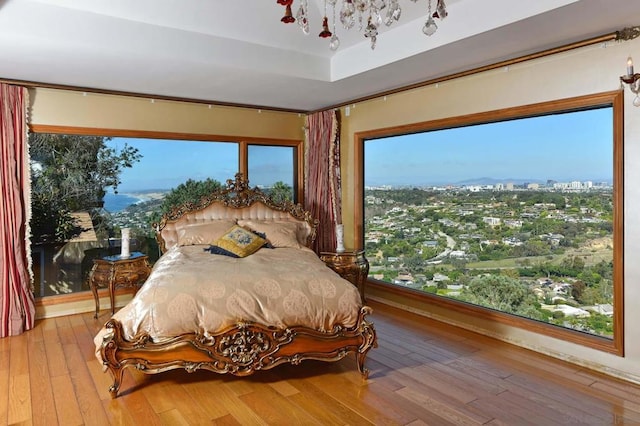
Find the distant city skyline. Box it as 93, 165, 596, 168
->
364, 177, 612, 190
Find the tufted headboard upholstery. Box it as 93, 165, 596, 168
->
155, 174, 317, 253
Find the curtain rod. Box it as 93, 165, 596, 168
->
0, 78, 307, 115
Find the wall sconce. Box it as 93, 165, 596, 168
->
621, 56, 640, 106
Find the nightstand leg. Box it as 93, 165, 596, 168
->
109, 279, 116, 315
90, 277, 100, 319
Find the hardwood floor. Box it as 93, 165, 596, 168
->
2, 300, 640, 425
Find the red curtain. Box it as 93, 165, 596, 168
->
0, 83, 35, 338
304, 109, 342, 253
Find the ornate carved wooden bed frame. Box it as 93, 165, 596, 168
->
98, 174, 377, 398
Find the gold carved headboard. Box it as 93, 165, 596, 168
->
154, 174, 317, 253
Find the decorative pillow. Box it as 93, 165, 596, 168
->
237, 220, 304, 249
204, 231, 272, 257
213, 225, 267, 258
177, 220, 237, 246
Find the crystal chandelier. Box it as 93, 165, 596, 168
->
276, 0, 448, 51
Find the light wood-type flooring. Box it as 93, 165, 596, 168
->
2, 300, 640, 425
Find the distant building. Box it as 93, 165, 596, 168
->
393, 273, 415, 286
449, 250, 467, 258
482, 217, 501, 227
502, 237, 523, 246
553, 304, 590, 318
587, 304, 614, 316
433, 273, 450, 282
504, 219, 523, 228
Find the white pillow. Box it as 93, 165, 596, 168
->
237, 220, 306, 249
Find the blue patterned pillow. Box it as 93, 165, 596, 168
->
252, 231, 274, 249
203, 245, 239, 258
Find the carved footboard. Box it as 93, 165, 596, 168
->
99, 306, 377, 398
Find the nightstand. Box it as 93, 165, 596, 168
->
89, 252, 151, 318
320, 249, 369, 302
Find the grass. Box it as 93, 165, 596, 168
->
465, 246, 612, 270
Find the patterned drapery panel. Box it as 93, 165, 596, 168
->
304, 109, 341, 253
0, 83, 35, 338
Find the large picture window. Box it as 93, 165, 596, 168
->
357, 91, 623, 354
29, 127, 301, 299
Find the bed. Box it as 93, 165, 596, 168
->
94, 174, 377, 398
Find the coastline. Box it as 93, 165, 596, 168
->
104, 191, 166, 212
127, 191, 167, 202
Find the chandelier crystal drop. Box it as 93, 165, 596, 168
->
295, 0, 310, 34
277, 0, 448, 51
329, 0, 341, 50
422, 0, 437, 36
339, 1, 356, 29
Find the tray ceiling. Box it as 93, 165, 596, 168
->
0, 0, 639, 111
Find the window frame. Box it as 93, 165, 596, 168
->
354, 91, 624, 355
246, 143, 299, 200
29, 125, 304, 202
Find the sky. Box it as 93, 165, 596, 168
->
106, 106, 613, 192
106, 138, 293, 192
365, 107, 613, 187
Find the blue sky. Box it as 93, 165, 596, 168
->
106, 107, 613, 192
106, 139, 293, 192
365, 107, 613, 187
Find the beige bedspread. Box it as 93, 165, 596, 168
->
94, 245, 362, 353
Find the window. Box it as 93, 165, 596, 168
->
248, 144, 297, 201
357, 91, 623, 354
29, 128, 301, 298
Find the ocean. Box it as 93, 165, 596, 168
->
103, 193, 142, 213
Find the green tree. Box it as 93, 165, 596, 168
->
571, 280, 587, 303
404, 254, 424, 273
158, 178, 223, 215
580, 284, 608, 306
561, 255, 585, 272
585, 312, 613, 335
267, 181, 293, 204
422, 285, 437, 294
436, 280, 448, 290
460, 274, 544, 320
501, 269, 520, 279
30, 134, 141, 242
449, 257, 468, 270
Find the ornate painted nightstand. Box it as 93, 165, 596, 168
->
89, 252, 151, 318
320, 249, 369, 302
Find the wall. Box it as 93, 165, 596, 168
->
29, 88, 305, 139
28, 88, 305, 318
340, 37, 640, 383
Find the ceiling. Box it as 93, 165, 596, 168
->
0, 0, 639, 112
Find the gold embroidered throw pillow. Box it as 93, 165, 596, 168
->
213, 225, 266, 258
